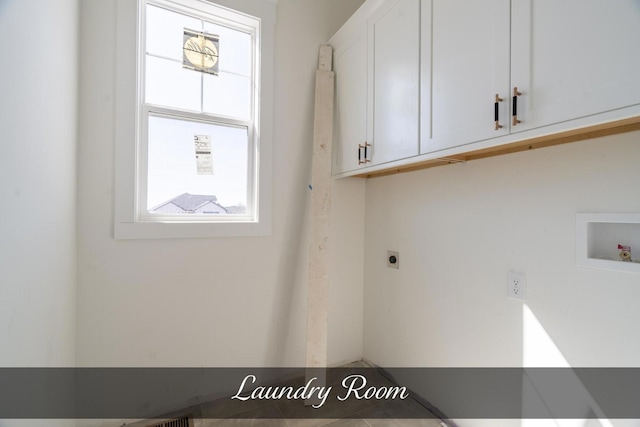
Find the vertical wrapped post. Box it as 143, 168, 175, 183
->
305, 45, 334, 405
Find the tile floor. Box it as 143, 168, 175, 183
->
124, 362, 445, 427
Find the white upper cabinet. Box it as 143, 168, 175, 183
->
333, 26, 368, 174
368, 0, 421, 166
330, 0, 420, 174
332, 0, 640, 175
511, 0, 640, 132
422, 0, 511, 154
421, 0, 640, 155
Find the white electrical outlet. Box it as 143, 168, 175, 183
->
507, 271, 527, 301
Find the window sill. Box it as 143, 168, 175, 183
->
114, 219, 271, 240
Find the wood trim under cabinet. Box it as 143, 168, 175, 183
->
356, 115, 640, 178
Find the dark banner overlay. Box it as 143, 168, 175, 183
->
1, 368, 639, 419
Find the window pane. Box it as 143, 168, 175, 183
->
147, 115, 249, 215
146, 4, 201, 61
203, 22, 252, 76
146, 56, 202, 111
203, 72, 251, 120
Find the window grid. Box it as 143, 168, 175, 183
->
137, 0, 260, 223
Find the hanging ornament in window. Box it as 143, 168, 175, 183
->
183, 28, 219, 75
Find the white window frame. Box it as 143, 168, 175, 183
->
114, 0, 275, 239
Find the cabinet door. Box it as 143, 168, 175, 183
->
333, 31, 368, 174
511, 0, 640, 132
368, 0, 420, 165
422, 0, 511, 154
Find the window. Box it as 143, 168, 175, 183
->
115, 0, 274, 239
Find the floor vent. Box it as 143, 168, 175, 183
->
146, 416, 193, 427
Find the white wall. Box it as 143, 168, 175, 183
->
0, 1, 78, 426
0, 0, 78, 368
76, 0, 365, 368
363, 132, 640, 422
